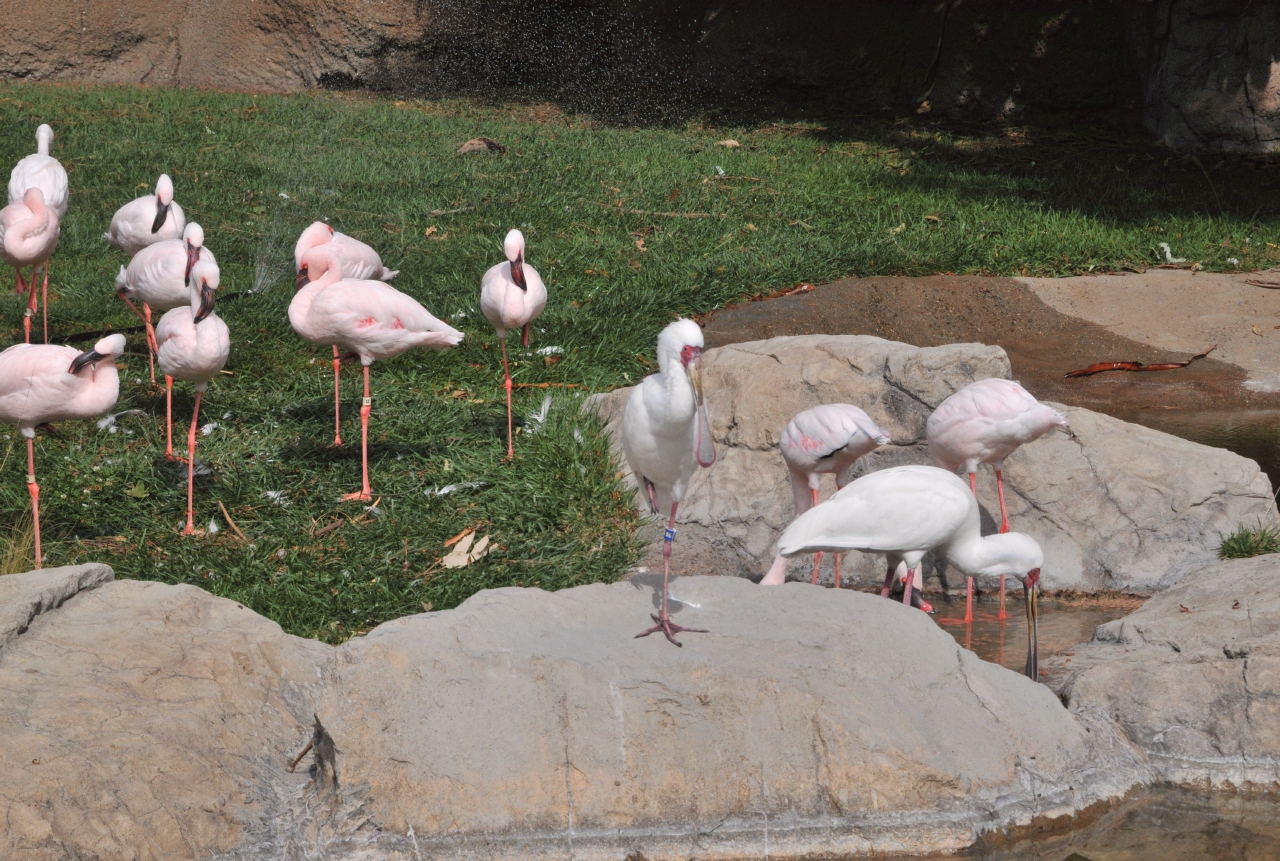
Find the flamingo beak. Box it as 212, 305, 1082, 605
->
511, 251, 528, 291
195, 282, 216, 323
185, 243, 201, 286
151, 198, 170, 234
295, 266, 310, 291
1023, 568, 1040, 682
69, 349, 104, 375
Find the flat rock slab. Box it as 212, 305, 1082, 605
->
1047, 554, 1280, 789
318, 575, 1147, 860
588, 335, 1277, 593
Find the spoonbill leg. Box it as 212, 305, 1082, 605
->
635, 503, 708, 647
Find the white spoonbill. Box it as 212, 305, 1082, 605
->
760, 404, 890, 588
0, 188, 59, 344
0, 334, 125, 568
622, 318, 716, 646
778, 464, 1045, 679
294, 222, 399, 447
480, 229, 547, 459
9, 124, 69, 219
156, 259, 230, 534
290, 247, 463, 501
928, 378, 1066, 619
104, 174, 185, 256
116, 222, 216, 386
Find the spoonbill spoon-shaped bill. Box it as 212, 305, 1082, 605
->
156, 259, 230, 535
0, 188, 59, 344
294, 222, 399, 446
0, 334, 126, 568
761, 403, 891, 588
481, 229, 547, 459
622, 318, 716, 646
116, 222, 217, 385
104, 174, 185, 256
290, 246, 463, 501
777, 464, 1045, 679
927, 378, 1067, 620
8, 124, 69, 219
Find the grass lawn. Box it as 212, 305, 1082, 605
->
0, 82, 1276, 641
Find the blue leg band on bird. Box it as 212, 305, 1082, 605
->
664, 527, 676, 542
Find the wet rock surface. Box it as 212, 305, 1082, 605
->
588, 335, 1277, 593
1046, 554, 1280, 789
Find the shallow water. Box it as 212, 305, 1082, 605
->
1116, 408, 1280, 489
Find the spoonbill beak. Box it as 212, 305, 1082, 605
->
195, 281, 217, 323
185, 242, 202, 286
511, 251, 528, 291
295, 266, 310, 291
688, 355, 704, 405
1023, 567, 1040, 681
69, 348, 105, 375
151, 198, 170, 234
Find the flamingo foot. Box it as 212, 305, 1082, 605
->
341, 490, 373, 503
635, 613, 707, 647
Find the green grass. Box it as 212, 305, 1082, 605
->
0, 82, 1276, 641
1219, 521, 1280, 560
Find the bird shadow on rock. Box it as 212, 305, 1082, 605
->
629, 570, 693, 617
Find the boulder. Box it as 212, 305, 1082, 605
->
1046, 554, 1280, 789
587, 335, 1277, 593
317, 574, 1148, 859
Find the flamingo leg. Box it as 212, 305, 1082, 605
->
23, 269, 36, 344
27, 437, 41, 570
500, 336, 514, 460
163, 376, 185, 462
341, 365, 373, 502
833, 553, 841, 589
881, 560, 897, 598
182, 390, 203, 535
143, 304, 156, 385
331, 345, 343, 447
40, 264, 48, 344
965, 575, 974, 623
521, 322, 530, 349
636, 502, 708, 647
995, 467, 1010, 620
809, 487, 823, 584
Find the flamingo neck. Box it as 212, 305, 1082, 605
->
20, 196, 50, 242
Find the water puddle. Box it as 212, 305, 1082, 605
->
1113, 408, 1280, 489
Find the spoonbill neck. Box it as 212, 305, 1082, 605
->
946, 529, 1041, 578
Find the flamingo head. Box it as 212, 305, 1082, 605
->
504, 229, 527, 291
183, 223, 205, 285
35, 124, 53, 156
295, 222, 335, 287
69, 334, 126, 375
152, 174, 175, 234
189, 259, 220, 323
298, 246, 342, 290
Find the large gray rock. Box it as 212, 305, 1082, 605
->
317, 575, 1148, 859
587, 335, 1277, 594
1046, 554, 1280, 789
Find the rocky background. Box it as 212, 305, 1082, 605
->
0, 0, 1277, 150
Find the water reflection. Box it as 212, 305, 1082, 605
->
1115, 408, 1280, 487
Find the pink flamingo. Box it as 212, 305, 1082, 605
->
760, 404, 890, 589
480, 229, 546, 459
104, 174, 185, 257
294, 222, 399, 447
622, 319, 716, 646
9, 124, 69, 219
156, 259, 229, 534
927, 378, 1067, 620
0, 188, 59, 344
778, 464, 1045, 679
116, 222, 216, 388
290, 246, 463, 501
0, 334, 126, 568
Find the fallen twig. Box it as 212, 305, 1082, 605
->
428, 206, 474, 216
217, 501, 249, 542
1246, 279, 1280, 289
514, 382, 584, 389
593, 201, 714, 218
1065, 344, 1217, 378
314, 520, 343, 537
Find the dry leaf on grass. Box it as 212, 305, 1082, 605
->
441, 531, 492, 568
715, 139, 740, 148
457, 137, 506, 155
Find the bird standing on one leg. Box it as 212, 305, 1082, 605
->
104, 173, 185, 257
760, 404, 890, 589
290, 247, 463, 501
927, 378, 1067, 621
0, 189, 59, 344
622, 319, 717, 646
0, 334, 125, 568
481, 229, 546, 460
293, 221, 399, 447
156, 260, 230, 534
9, 123, 68, 344
777, 464, 1045, 679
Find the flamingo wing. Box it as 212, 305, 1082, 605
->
312, 280, 462, 349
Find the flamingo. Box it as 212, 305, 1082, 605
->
928, 378, 1067, 620
0, 334, 125, 568
294, 221, 399, 447
290, 246, 463, 501
104, 174, 185, 257
155, 259, 229, 534
9, 124, 69, 219
760, 404, 890, 589
0, 188, 59, 344
480, 229, 547, 459
116, 222, 216, 387
777, 464, 1044, 680
622, 318, 717, 646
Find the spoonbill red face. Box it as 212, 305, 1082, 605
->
680, 343, 704, 404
